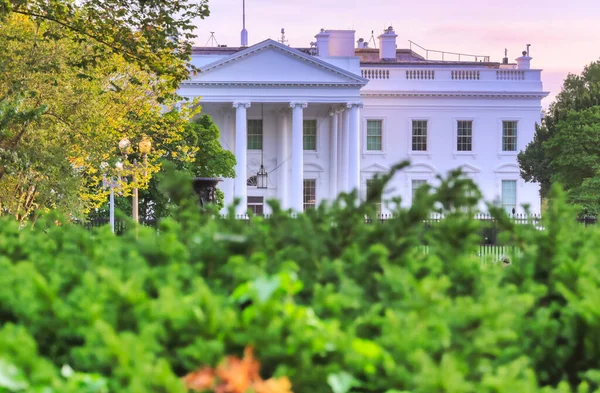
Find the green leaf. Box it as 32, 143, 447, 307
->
253, 276, 280, 303
327, 371, 360, 393
0, 358, 29, 391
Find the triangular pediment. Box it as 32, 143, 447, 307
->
458, 163, 480, 173
362, 163, 390, 173
494, 163, 519, 173
192, 39, 367, 86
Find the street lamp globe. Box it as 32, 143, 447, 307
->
118, 137, 131, 153
138, 137, 152, 155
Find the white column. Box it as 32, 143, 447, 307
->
233, 101, 251, 215
342, 109, 350, 192
329, 108, 339, 199
220, 108, 234, 212
347, 102, 362, 192
337, 110, 344, 193
277, 109, 289, 209
290, 102, 307, 212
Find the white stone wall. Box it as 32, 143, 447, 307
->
359, 96, 542, 213
205, 98, 542, 215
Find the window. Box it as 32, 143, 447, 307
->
502, 121, 517, 152
502, 180, 517, 214
412, 120, 428, 151
303, 179, 316, 210
366, 179, 382, 216
303, 120, 317, 151
412, 179, 427, 201
247, 196, 264, 216
247, 120, 263, 150
457, 120, 473, 151
247, 176, 257, 187
366, 120, 383, 151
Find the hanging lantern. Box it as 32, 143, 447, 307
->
256, 164, 268, 189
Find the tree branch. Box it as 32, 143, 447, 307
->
11, 9, 144, 64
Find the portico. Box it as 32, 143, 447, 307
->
179, 39, 367, 213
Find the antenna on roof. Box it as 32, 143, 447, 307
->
368, 30, 377, 48
205, 32, 219, 47
279, 28, 288, 46
241, 0, 248, 47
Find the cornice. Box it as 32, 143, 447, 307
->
360, 91, 550, 99
181, 81, 365, 88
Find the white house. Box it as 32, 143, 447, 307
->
178, 27, 548, 215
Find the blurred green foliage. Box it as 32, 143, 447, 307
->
1, 163, 600, 393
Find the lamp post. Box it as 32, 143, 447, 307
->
102, 174, 119, 233
118, 136, 151, 224
101, 161, 121, 233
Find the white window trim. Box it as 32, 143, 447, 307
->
493, 164, 522, 213
453, 117, 477, 158
363, 175, 384, 216
303, 178, 318, 210
405, 165, 436, 205
246, 117, 264, 151
407, 118, 432, 157
500, 179, 518, 214
247, 196, 265, 215
303, 117, 319, 157
362, 116, 386, 157
498, 118, 521, 157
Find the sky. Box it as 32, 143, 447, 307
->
193, 0, 600, 108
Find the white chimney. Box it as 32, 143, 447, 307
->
378, 26, 397, 61
315, 29, 330, 57
327, 30, 355, 56
516, 51, 532, 69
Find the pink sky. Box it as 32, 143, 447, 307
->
194, 0, 600, 108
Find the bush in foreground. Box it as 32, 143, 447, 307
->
1, 164, 600, 393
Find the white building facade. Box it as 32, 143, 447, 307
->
178, 28, 548, 215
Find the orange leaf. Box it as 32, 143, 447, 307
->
182, 367, 215, 391
254, 377, 294, 393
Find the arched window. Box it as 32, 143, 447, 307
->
247, 176, 257, 187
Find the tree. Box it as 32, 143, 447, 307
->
90, 114, 236, 220
0, 14, 199, 221
0, 0, 209, 91
544, 107, 600, 211
518, 60, 600, 202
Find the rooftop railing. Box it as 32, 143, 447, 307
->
408, 40, 491, 62
361, 68, 540, 82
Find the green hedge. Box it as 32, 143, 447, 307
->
1, 165, 600, 393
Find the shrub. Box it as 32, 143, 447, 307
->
1, 164, 600, 393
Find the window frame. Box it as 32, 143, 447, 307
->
408, 118, 430, 155
363, 118, 384, 153
411, 179, 428, 203
499, 119, 520, 155
453, 118, 476, 156
501, 179, 517, 214
247, 119, 263, 151
247, 196, 265, 216
365, 178, 383, 217
303, 179, 317, 211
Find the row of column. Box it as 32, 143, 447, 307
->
232, 101, 362, 214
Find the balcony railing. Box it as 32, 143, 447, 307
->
359, 67, 543, 94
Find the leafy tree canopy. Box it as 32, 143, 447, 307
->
518, 60, 600, 207
0, 0, 209, 91
90, 114, 236, 220
0, 7, 207, 221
